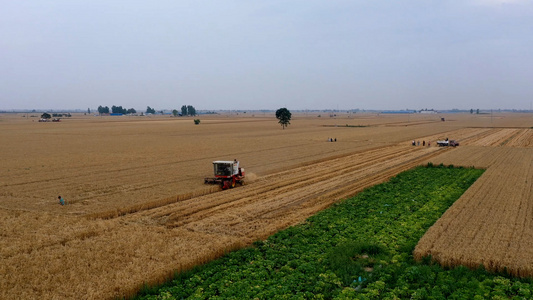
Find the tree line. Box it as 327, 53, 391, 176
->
96, 105, 197, 116
97, 105, 137, 114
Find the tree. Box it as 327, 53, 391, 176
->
476, 109, 480, 114
126, 108, 136, 114
98, 105, 109, 114
146, 106, 156, 114
187, 105, 196, 116
111, 105, 124, 114
275, 108, 292, 129
172, 109, 179, 117
41, 112, 51, 119
181, 105, 188, 116
470, 109, 474, 114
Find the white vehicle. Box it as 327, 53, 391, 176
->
437, 139, 459, 147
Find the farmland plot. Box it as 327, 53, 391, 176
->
0, 113, 531, 299
416, 134, 533, 276
0, 142, 447, 299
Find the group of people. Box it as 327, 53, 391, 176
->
328, 138, 337, 142
412, 140, 430, 147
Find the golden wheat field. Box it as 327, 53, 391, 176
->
0, 112, 531, 299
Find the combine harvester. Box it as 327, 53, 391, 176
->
204, 160, 245, 189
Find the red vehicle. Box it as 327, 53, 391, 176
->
204, 160, 245, 189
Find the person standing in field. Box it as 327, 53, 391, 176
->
58, 196, 65, 205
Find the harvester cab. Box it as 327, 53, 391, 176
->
205, 160, 245, 189
214, 161, 239, 177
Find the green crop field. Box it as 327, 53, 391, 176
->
135, 165, 533, 299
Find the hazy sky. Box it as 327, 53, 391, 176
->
2, 1, 532, 111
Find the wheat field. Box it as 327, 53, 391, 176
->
0, 112, 531, 299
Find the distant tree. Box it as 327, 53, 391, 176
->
126, 108, 136, 114
111, 105, 121, 114
97, 105, 109, 114
87, 108, 91, 114
172, 109, 179, 117
187, 105, 196, 116
476, 109, 480, 114
146, 106, 156, 114
470, 109, 473, 114
275, 108, 292, 129
181, 105, 188, 116
41, 112, 51, 119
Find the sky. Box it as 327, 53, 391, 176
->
1, 0, 532, 111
